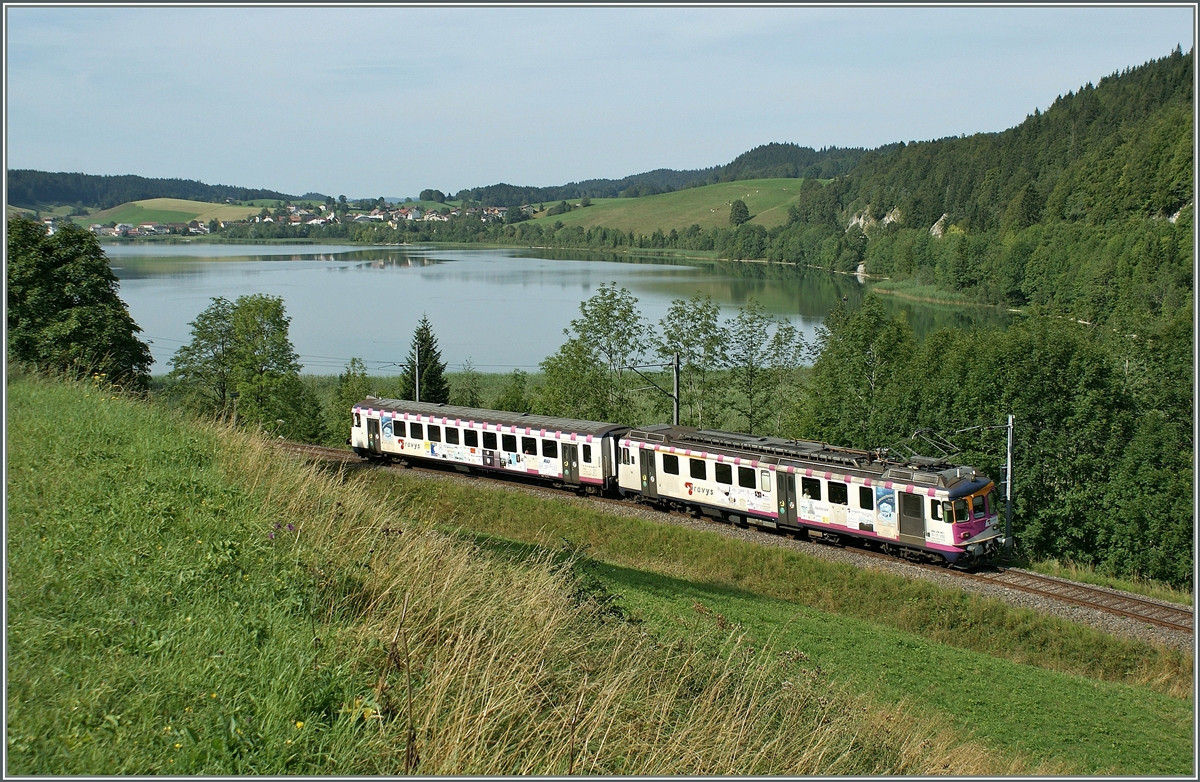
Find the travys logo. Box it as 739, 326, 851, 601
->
684, 482, 714, 497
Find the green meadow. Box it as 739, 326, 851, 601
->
528, 178, 813, 233
84, 198, 263, 226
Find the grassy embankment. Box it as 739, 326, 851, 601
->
9, 370, 1059, 775
528, 178, 812, 233
369, 472, 1194, 775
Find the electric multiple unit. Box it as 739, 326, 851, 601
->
350, 399, 1006, 565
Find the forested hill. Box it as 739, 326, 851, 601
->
6, 171, 296, 210
774, 46, 1193, 326
454, 143, 869, 206
802, 45, 1192, 234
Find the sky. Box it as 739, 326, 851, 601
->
5, 5, 1194, 200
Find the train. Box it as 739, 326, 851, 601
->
349, 398, 1008, 566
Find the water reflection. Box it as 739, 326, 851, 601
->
105, 243, 1011, 375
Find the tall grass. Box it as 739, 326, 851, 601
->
6, 370, 1051, 775
376, 476, 1193, 699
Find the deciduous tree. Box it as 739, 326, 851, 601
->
657, 294, 726, 428
168, 296, 236, 416
729, 199, 750, 226
6, 218, 151, 388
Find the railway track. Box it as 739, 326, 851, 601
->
965, 568, 1194, 633
274, 441, 1194, 636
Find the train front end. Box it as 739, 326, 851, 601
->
944, 474, 1006, 566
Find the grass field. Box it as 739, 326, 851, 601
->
375, 477, 1193, 774
526, 179, 811, 234
83, 198, 264, 226
12, 370, 1066, 775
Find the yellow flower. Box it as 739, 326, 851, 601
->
210, 692, 217, 698
286, 739, 293, 745
174, 743, 181, 749
294, 721, 304, 729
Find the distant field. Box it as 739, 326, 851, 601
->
528, 178, 811, 233
83, 198, 263, 226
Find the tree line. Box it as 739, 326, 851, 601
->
7, 170, 296, 211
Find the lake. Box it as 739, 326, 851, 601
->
105, 243, 1011, 375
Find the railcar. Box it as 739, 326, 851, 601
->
616, 425, 1005, 565
348, 398, 1005, 566
349, 398, 628, 491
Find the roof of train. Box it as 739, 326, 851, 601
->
355, 398, 628, 437
623, 425, 986, 491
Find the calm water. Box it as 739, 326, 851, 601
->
106, 243, 1011, 375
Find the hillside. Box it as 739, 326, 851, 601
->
9, 371, 1119, 775
6, 170, 295, 211
82, 198, 263, 226
529, 178, 813, 233
454, 143, 866, 207
9, 372, 1195, 774
773, 47, 1194, 325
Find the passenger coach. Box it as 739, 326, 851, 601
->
617, 425, 1004, 565
350, 398, 628, 491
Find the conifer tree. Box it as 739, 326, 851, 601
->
399, 315, 449, 402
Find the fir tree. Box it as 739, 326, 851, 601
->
399, 315, 449, 402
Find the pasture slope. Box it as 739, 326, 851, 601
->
82, 198, 263, 226
5, 371, 1192, 775
528, 178, 810, 233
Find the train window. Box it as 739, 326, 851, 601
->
930, 499, 942, 521
464, 430, 478, 448
502, 434, 517, 452
483, 431, 497, 450
445, 427, 459, 445
582, 444, 592, 463
715, 463, 732, 485
942, 501, 953, 522
986, 489, 998, 515
409, 422, 423, 440
760, 470, 771, 492
662, 454, 679, 475
689, 458, 706, 480
801, 477, 821, 501
621, 447, 630, 465
953, 498, 969, 523
738, 466, 755, 488
859, 486, 874, 510
522, 437, 537, 455
354, 412, 361, 427
828, 481, 848, 505
427, 425, 441, 442
542, 439, 558, 459
972, 495, 985, 518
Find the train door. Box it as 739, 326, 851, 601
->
639, 448, 658, 499
366, 418, 382, 454
778, 472, 798, 527
899, 491, 926, 547
561, 443, 579, 485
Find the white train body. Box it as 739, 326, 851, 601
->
349, 400, 1004, 565
350, 398, 626, 490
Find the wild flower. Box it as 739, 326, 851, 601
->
294, 721, 304, 729
286, 523, 294, 531
269, 533, 275, 540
